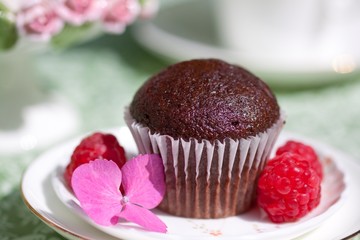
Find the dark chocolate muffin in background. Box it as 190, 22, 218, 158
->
125, 59, 284, 218
130, 59, 280, 141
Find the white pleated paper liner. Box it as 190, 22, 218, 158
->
125, 108, 285, 218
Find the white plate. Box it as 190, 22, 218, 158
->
133, 0, 359, 88
0, 94, 79, 154
22, 127, 360, 240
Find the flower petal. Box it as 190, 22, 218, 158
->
119, 203, 167, 233
101, 0, 140, 34
56, 0, 103, 26
121, 154, 166, 209
71, 159, 123, 226
16, 2, 64, 41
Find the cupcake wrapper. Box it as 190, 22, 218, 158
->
125, 108, 285, 218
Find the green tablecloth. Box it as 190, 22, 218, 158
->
0, 30, 359, 239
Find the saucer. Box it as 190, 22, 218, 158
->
0, 94, 79, 154
132, 0, 360, 88
21, 127, 360, 240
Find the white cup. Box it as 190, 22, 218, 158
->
214, 0, 360, 65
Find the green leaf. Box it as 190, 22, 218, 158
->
51, 23, 94, 49
0, 2, 9, 12
0, 16, 18, 51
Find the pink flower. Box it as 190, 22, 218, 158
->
139, 0, 159, 19
56, 0, 104, 26
71, 155, 167, 233
101, 0, 140, 34
16, 1, 64, 41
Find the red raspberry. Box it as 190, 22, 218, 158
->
276, 141, 323, 180
257, 152, 321, 223
64, 132, 126, 189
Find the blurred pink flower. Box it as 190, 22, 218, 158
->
139, 0, 159, 19
101, 0, 140, 34
16, 1, 64, 41
56, 0, 104, 26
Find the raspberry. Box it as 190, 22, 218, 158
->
64, 132, 126, 189
276, 141, 323, 180
257, 152, 321, 223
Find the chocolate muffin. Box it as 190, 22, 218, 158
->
125, 59, 284, 218
130, 59, 280, 141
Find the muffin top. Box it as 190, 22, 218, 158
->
129, 59, 280, 141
